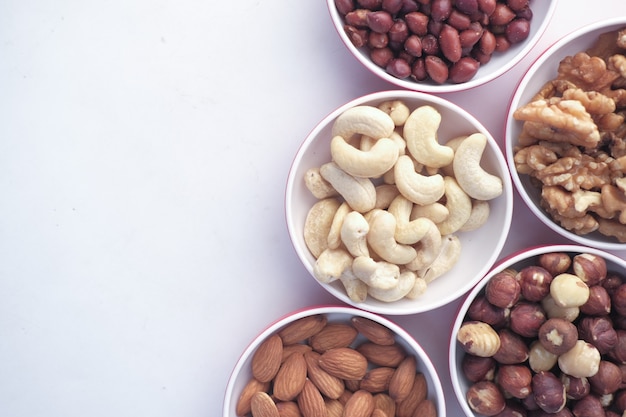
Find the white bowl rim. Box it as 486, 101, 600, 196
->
222, 304, 447, 417
285, 89, 514, 315
505, 16, 626, 251
448, 243, 626, 417
325, 0, 559, 94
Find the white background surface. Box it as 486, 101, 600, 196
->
1, 1, 625, 416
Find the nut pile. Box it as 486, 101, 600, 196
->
334, 0, 535, 84
302, 100, 503, 303
456, 251, 626, 416
513, 27, 626, 242
236, 314, 437, 417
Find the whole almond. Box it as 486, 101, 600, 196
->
310, 323, 358, 352
275, 401, 302, 417
279, 315, 328, 345
373, 393, 396, 417
395, 372, 428, 417
251, 391, 280, 417
304, 351, 345, 399
325, 398, 344, 417
371, 409, 388, 417
338, 389, 353, 406
344, 378, 361, 392
351, 317, 396, 346
236, 378, 271, 416
252, 334, 284, 383
388, 355, 417, 402
297, 379, 328, 417
282, 343, 313, 362
360, 367, 395, 393
412, 399, 437, 417
319, 347, 368, 380
343, 389, 375, 417
356, 342, 407, 367
273, 353, 307, 401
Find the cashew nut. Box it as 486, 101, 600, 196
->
367, 209, 417, 265
330, 135, 399, 178
327, 202, 351, 249
437, 176, 472, 235
459, 199, 490, 232
331, 105, 395, 141
387, 194, 433, 245
394, 155, 445, 206
313, 247, 353, 284
304, 197, 341, 258
452, 132, 503, 200
367, 270, 417, 302
418, 234, 462, 283
404, 219, 442, 272
352, 256, 400, 290
410, 202, 449, 224
440, 135, 467, 177
374, 184, 400, 210
319, 162, 376, 213
378, 100, 411, 126
304, 167, 338, 199
340, 210, 370, 258
405, 276, 427, 299
403, 105, 454, 168
339, 268, 368, 303
360, 131, 406, 156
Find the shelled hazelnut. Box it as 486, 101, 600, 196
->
456, 251, 626, 416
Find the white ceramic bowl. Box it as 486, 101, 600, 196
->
223, 305, 446, 417
327, 0, 558, 94
506, 17, 626, 251
285, 90, 513, 315
449, 244, 626, 417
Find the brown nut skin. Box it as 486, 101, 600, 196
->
561, 374, 590, 400
571, 394, 605, 417
517, 266, 553, 302
462, 353, 497, 382
602, 273, 623, 296
611, 284, 626, 316
509, 301, 547, 338
607, 330, 626, 364
486, 271, 522, 309
496, 364, 532, 399
532, 371, 567, 414
493, 328, 529, 365
589, 360, 622, 395
539, 252, 572, 276
578, 316, 618, 355
466, 380, 506, 416
537, 318, 578, 355
579, 285, 611, 316
468, 294, 510, 329
573, 253, 607, 286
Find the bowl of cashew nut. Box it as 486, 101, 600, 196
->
328, 0, 558, 93
285, 90, 513, 315
506, 17, 626, 250
223, 305, 446, 417
450, 244, 626, 417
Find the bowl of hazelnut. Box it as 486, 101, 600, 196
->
223, 305, 445, 417
285, 90, 513, 315
506, 18, 626, 250
449, 244, 626, 416
327, 0, 558, 93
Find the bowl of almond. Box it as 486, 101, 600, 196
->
505, 17, 626, 250
449, 244, 626, 416
224, 305, 445, 417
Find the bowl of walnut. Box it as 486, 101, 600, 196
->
449, 244, 626, 416
328, 0, 558, 93
285, 90, 513, 315
506, 18, 626, 250
223, 305, 445, 417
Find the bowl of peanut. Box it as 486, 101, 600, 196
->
506, 18, 626, 250
223, 305, 445, 417
285, 90, 513, 315
328, 0, 558, 93
450, 244, 626, 416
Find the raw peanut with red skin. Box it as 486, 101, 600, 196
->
439, 24, 462, 63
449, 57, 480, 83
424, 56, 449, 84
368, 31, 388, 49
430, 0, 452, 22
404, 11, 429, 36
411, 58, 427, 81
335, 0, 355, 16
382, 0, 403, 14
371, 47, 394, 67
345, 26, 369, 48
455, 0, 479, 14
404, 35, 422, 57
344, 10, 369, 28
447, 9, 471, 31
490, 3, 516, 25
388, 19, 409, 43
358, 0, 382, 9
386, 58, 412, 78
478, 0, 496, 15
505, 18, 530, 44
367, 11, 394, 33
506, 0, 528, 11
